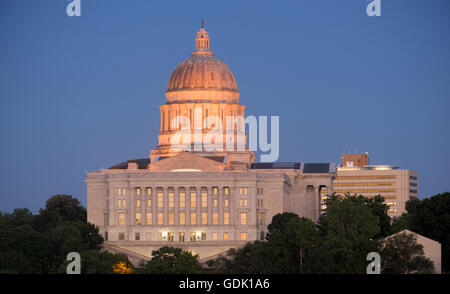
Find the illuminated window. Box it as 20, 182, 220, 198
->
190, 232, 196, 242
157, 213, 163, 225
240, 199, 248, 207
135, 213, 141, 225
147, 199, 152, 207
224, 212, 230, 225
118, 188, 121, 195
240, 232, 247, 241
201, 189, 207, 208
147, 187, 152, 195
168, 232, 174, 242
223, 187, 229, 195
240, 212, 247, 225
179, 212, 185, 225
190, 191, 197, 208
259, 212, 264, 225
212, 232, 218, 241
118, 199, 126, 208
146, 213, 152, 225
122, 189, 126, 195
213, 212, 218, 225
191, 212, 197, 225
224, 199, 229, 207
179, 189, 186, 208
136, 199, 141, 208
213, 199, 218, 207
223, 232, 229, 241
201, 213, 207, 225
168, 189, 174, 208
136, 188, 141, 195
118, 213, 125, 225
179, 232, 185, 242
169, 212, 174, 225
157, 190, 164, 208
212, 187, 218, 195
239, 187, 248, 195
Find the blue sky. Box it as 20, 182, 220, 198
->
0, 0, 449, 213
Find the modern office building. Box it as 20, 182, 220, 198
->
331, 153, 418, 217
86, 22, 335, 262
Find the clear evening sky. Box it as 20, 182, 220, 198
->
0, 0, 449, 213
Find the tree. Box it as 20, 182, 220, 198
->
400, 192, 450, 272
381, 231, 434, 274
46, 194, 86, 222
286, 217, 319, 273
139, 246, 202, 274
266, 212, 299, 240
319, 195, 380, 274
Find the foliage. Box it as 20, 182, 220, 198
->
138, 246, 203, 274
381, 232, 434, 274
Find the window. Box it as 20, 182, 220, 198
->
224, 212, 230, 225
118, 188, 126, 195
239, 187, 248, 195
146, 213, 152, 225
190, 232, 196, 242
240, 232, 247, 241
190, 191, 197, 208
136, 199, 141, 208
179, 189, 186, 208
157, 213, 163, 225
168, 232, 174, 242
168, 189, 174, 208
118, 232, 125, 241
213, 199, 218, 207
147, 199, 152, 207
191, 212, 197, 225
409, 176, 417, 180
118, 213, 125, 225
201, 213, 207, 225
179, 212, 185, 225
118, 199, 126, 208
223, 232, 229, 241
179, 232, 185, 242
223, 187, 229, 195
147, 187, 152, 195
168, 212, 174, 225
135, 232, 140, 241
212, 212, 218, 225
212, 187, 218, 195
212, 232, 218, 241
135, 213, 141, 225
136, 188, 141, 195
157, 190, 164, 208
259, 212, 264, 225
104, 231, 108, 241
201, 232, 206, 241
240, 199, 248, 207
104, 213, 109, 226
201, 190, 207, 208
224, 199, 229, 207
240, 212, 247, 225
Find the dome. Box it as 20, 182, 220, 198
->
165, 21, 239, 104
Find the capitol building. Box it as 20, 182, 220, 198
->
86, 22, 413, 263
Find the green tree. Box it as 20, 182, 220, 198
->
286, 217, 319, 273
139, 246, 202, 274
45, 194, 86, 222
381, 231, 434, 274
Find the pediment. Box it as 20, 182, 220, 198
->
149, 152, 224, 172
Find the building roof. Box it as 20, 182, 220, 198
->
251, 162, 336, 173
108, 158, 150, 170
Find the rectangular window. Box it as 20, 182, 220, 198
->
136, 199, 141, 208
240, 232, 247, 241
169, 212, 174, 225
147, 187, 152, 195
240, 199, 248, 207
179, 212, 185, 225
168, 189, 174, 208
146, 213, 152, 225
190, 191, 197, 208
224, 212, 230, 225
190, 232, 196, 242
136, 188, 141, 195
201, 232, 206, 241
118, 213, 125, 225
259, 212, 264, 225
201, 212, 207, 225
118, 188, 122, 195
178, 232, 185, 242
213, 199, 218, 207
240, 212, 247, 225
224, 187, 229, 195
201, 190, 207, 208
157, 213, 163, 225
179, 190, 186, 208
223, 232, 229, 241
212, 232, 218, 241
122, 189, 126, 195
212, 187, 218, 195
104, 231, 108, 241
191, 212, 197, 225
224, 199, 229, 207
158, 190, 164, 208
119, 232, 125, 241
213, 212, 218, 225
135, 232, 140, 241
147, 199, 152, 207
135, 213, 142, 225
